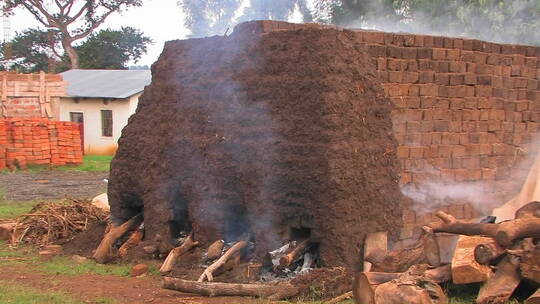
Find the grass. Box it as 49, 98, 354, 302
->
21, 155, 113, 173
39, 256, 132, 277
0, 282, 84, 304
0, 199, 40, 220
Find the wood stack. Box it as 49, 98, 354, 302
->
353, 201, 540, 304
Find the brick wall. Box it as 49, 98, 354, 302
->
238, 21, 540, 238
0, 118, 83, 170
0, 71, 66, 119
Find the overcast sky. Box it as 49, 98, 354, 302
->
8, 0, 189, 66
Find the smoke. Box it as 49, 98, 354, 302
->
402, 135, 540, 217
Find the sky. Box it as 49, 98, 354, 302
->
8, 0, 189, 66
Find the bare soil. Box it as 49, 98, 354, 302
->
0, 264, 258, 304
0, 171, 108, 201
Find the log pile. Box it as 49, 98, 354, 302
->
354, 201, 540, 304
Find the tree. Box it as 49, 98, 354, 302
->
1, 27, 151, 72
76, 27, 152, 69
4, 0, 143, 68
178, 0, 312, 37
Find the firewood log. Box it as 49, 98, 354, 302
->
508, 244, 540, 285
118, 228, 143, 258
365, 229, 440, 273
428, 211, 540, 247
206, 240, 224, 260
452, 236, 493, 284
279, 239, 310, 267
477, 255, 521, 304
159, 233, 199, 273
352, 272, 400, 304
198, 241, 247, 282
162, 277, 299, 300
526, 288, 540, 304
93, 214, 143, 264
515, 201, 540, 219
373, 272, 447, 304
474, 239, 505, 265
324, 291, 353, 304
363, 232, 387, 272
425, 264, 452, 284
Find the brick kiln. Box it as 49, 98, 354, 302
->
107, 22, 404, 269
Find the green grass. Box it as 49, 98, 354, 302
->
0, 282, 84, 304
20, 155, 113, 173
39, 256, 132, 277
0, 199, 40, 220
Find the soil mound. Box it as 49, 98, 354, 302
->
108, 23, 404, 269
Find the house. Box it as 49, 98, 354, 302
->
59, 69, 151, 155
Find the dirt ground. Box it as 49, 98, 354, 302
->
0, 171, 108, 201
0, 264, 261, 304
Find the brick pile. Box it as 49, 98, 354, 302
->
0, 118, 83, 170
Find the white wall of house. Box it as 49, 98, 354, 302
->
59, 93, 141, 155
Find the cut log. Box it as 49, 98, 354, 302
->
159, 233, 199, 273
515, 201, 540, 219
429, 211, 540, 247
198, 241, 247, 282
526, 289, 540, 304
477, 254, 521, 304
516, 248, 540, 284
363, 232, 387, 272
353, 272, 400, 304
495, 218, 540, 247
474, 239, 505, 265
93, 214, 143, 264
366, 229, 440, 273
0, 222, 15, 242
324, 291, 353, 304
162, 277, 299, 300
429, 211, 498, 236
118, 228, 144, 258
373, 273, 447, 304
279, 239, 310, 267
452, 236, 493, 284
425, 264, 452, 284
206, 240, 224, 260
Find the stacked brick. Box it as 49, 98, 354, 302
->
239, 21, 540, 238
353, 30, 540, 232
0, 118, 83, 170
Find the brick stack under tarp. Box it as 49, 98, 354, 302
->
0, 118, 83, 170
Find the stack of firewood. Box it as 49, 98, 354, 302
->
352, 201, 540, 304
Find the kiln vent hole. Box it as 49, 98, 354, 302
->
169, 192, 191, 245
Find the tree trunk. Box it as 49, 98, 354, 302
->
159, 233, 199, 273
477, 255, 521, 304
93, 214, 143, 264
474, 239, 505, 265
162, 277, 299, 300
62, 38, 79, 69
198, 241, 247, 282
526, 288, 540, 304
452, 236, 493, 284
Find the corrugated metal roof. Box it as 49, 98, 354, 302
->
61, 69, 151, 99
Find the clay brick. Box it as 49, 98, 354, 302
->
408, 85, 420, 96
436, 61, 450, 73
525, 57, 538, 68
407, 60, 419, 72
417, 48, 432, 59
446, 49, 460, 60
401, 47, 417, 59
402, 72, 419, 83
363, 31, 385, 44
418, 59, 436, 70
486, 54, 501, 65
368, 45, 386, 57
387, 59, 407, 71
432, 48, 446, 60
420, 84, 439, 96
464, 73, 477, 85
388, 71, 403, 83
387, 46, 402, 58
475, 86, 493, 97
449, 61, 466, 73
450, 74, 465, 85
419, 71, 434, 83
473, 52, 488, 64
435, 74, 450, 85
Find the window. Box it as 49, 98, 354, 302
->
69, 112, 83, 124
101, 110, 113, 137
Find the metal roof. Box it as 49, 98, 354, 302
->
61, 69, 151, 99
